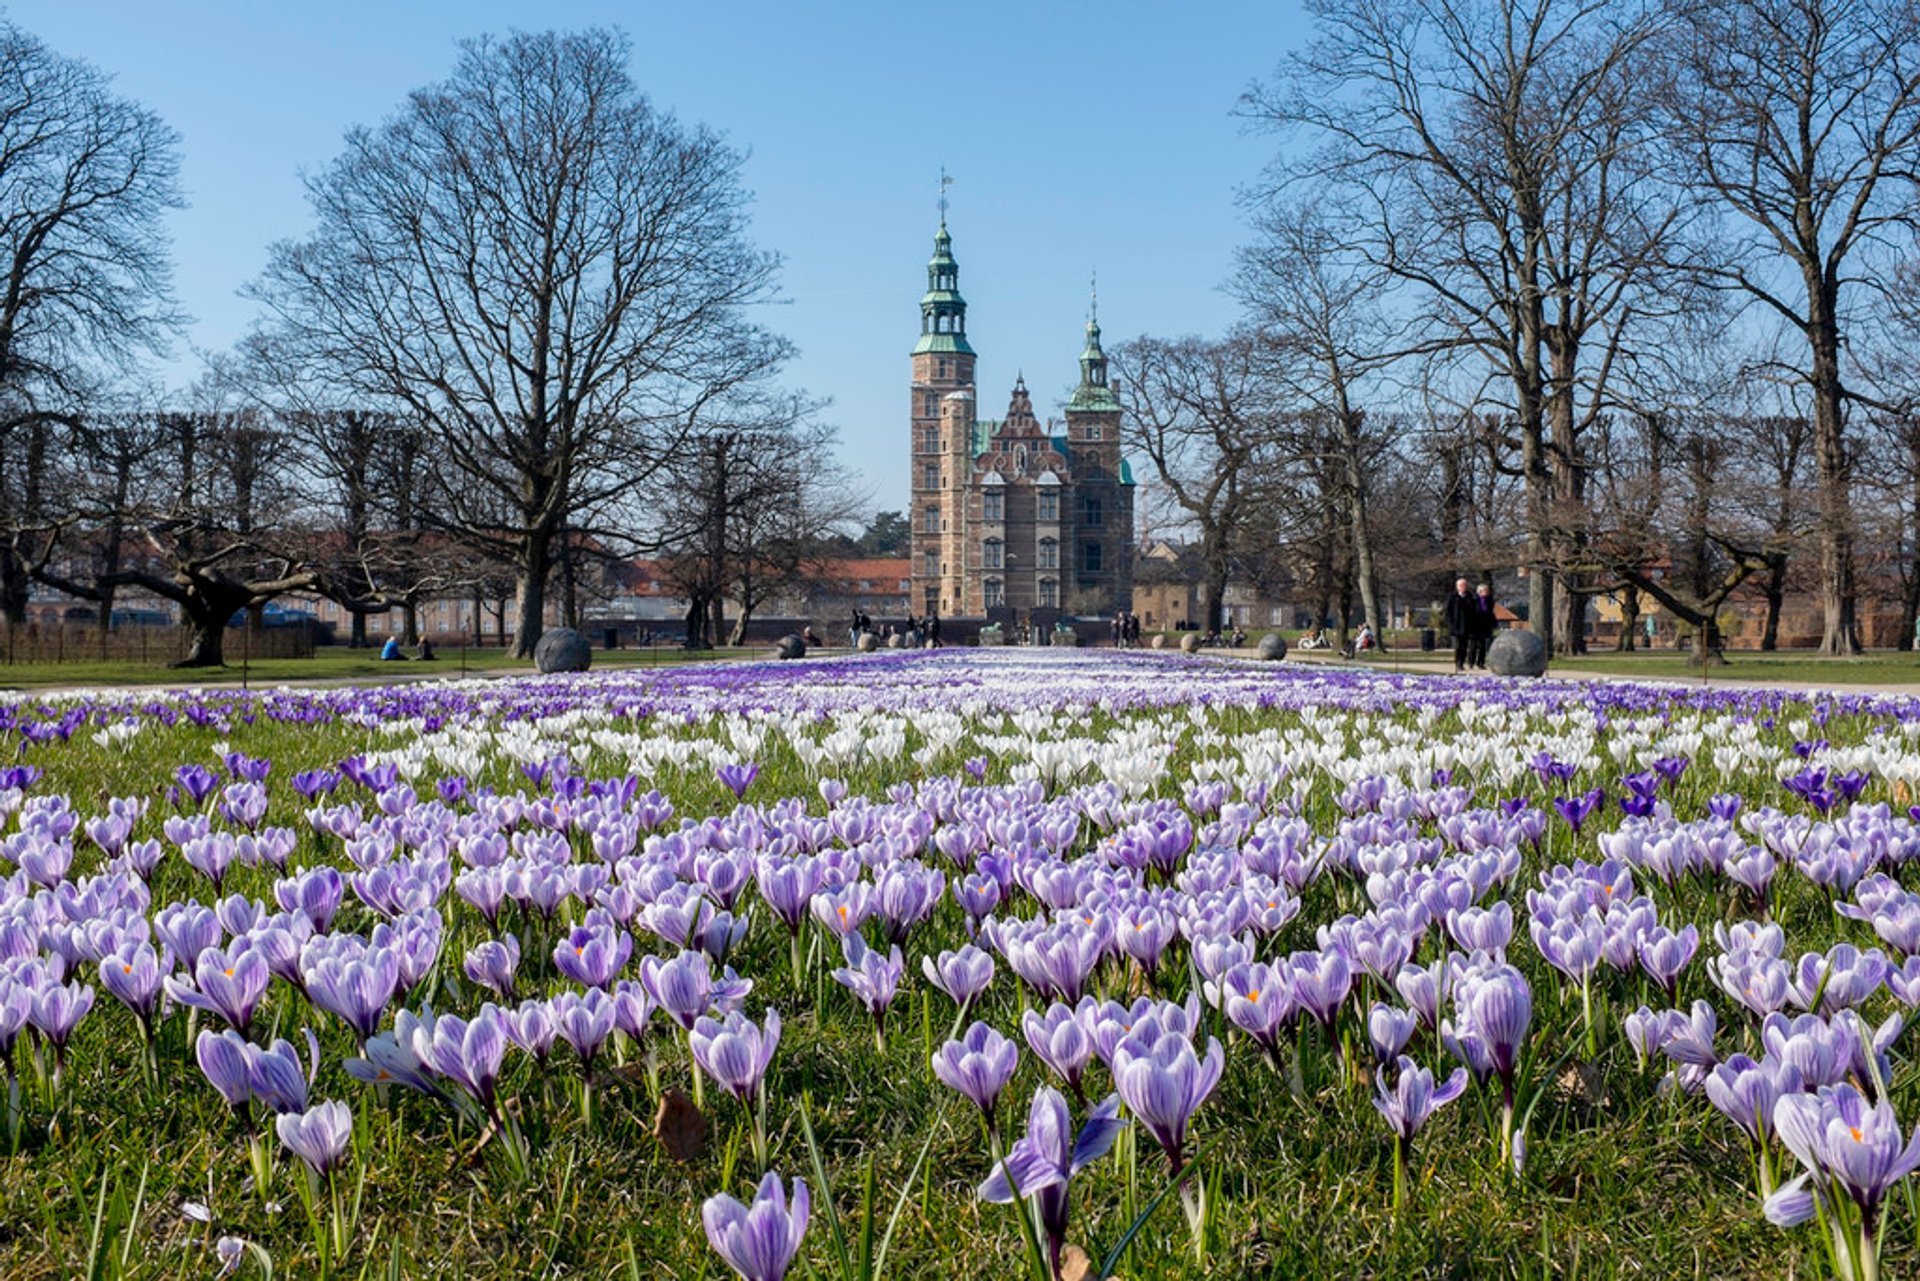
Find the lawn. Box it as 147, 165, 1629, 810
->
0, 650, 1915, 1279
0, 642, 766, 690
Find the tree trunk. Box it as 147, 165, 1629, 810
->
402, 599, 420, 646
1761, 555, 1787, 652
512, 526, 554, 658
1340, 413, 1383, 640
174, 598, 233, 668
1807, 293, 1859, 655
1617, 583, 1639, 652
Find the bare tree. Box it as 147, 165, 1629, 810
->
1111, 336, 1286, 634
1236, 202, 1404, 640
0, 18, 182, 621
1663, 0, 1920, 654
1244, 0, 1680, 652
246, 28, 788, 656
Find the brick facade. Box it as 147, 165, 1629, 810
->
907, 222, 1134, 621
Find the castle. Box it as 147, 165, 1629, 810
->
907, 219, 1135, 621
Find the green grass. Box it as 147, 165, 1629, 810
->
0, 684, 1910, 1278
0, 643, 768, 690
1547, 650, 1920, 686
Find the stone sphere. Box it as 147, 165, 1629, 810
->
533, 627, 592, 674
1179, 632, 1202, 654
1256, 633, 1288, 661
776, 633, 806, 660
1486, 629, 1548, 677
886, 633, 902, 648
856, 632, 878, 653
1150, 634, 1168, 650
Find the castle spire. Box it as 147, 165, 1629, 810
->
1068, 275, 1121, 413
913, 180, 973, 357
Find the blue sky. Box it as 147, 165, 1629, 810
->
11, 1, 1309, 515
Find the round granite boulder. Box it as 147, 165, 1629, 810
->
1486, 629, 1548, 678
1150, 634, 1168, 650
775, 633, 806, 660
1256, 633, 1288, 662
856, 632, 878, 653
1179, 632, 1202, 654
885, 633, 902, 649
533, 627, 592, 674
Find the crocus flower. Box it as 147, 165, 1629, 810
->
1553, 788, 1605, 836
932, 1020, 1019, 1135
98, 940, 166, 1035
702, 1171, 809, 1281
551, 988, 617, 1075
691, 1008, 782, 1107
640, 951, 716, 1032
463, 936, 521, 1001
553, 923, 633, 991
979, 1088, 1126, 1281
1110, 1029, 1224, 1176
1771, 1083, 1920, 1271
1022, 1002, 1095, 1100
166, 941, 270, 1035
1374, 1057, 1468, 1140
921, 944, 996, 1012
715, 763, 760, 801
276, 1100, 354, 1176
1368, 1003, 1417, 1068
831, 935, 904, 1044
302, 942, 400, 1045
197, 1028, 257, 1111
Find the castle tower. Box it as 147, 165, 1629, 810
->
1061, 304, 1134, 613
909, 219, 976, 618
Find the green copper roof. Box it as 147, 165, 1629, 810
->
1120, 458, 1135, 485
913, 333, 976, 356
1066, 385, 1123, 413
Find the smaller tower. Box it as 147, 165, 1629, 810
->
909, 207, 978, 619
1061, 290, 1132, 614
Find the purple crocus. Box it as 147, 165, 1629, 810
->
1705, 1054, 1802, 1193
1022, 1002, 1095, 1101
922, 944, 997, 1012
196, 1028, 257, 1111
640, 951, 716, 1032
1374, 1056, 1468, 1209
979, 1088, 1126, 1281
691, 1008, 782, 1108
550, 988, 617, 1076
1109, 1029, 1224, 1176
702, 1171, 809, 1281
98, 940, 166, 1036
276, 1100, 354, 1176
1552, 788, 1606, 836
1368, 1003, 1417, 1068
412, 1005, 508, 1119
165, 943, 270, 1035
716, 763, 760, 801
463, 937, 521, 1001
553, 923, 633, 991
830, 935, 904, 1046
302, 942, 400, 1045
1770, 1083, 1920, 1270
932, 1020, 1020, 1137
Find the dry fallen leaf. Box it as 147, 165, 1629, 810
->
654, 1088, 708, 1162
1060, 1244, 1093, 1281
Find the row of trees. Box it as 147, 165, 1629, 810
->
1126, 0, 1920, 656
0, 23, 853, 663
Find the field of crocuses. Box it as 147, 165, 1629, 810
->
5, 649, 1920, 1279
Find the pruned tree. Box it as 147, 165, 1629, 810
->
246, 28, 789, 656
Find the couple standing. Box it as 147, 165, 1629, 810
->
1444, 578, 1497, 672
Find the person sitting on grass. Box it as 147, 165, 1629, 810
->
416, 637, 435, 661
380, 636, 404, 661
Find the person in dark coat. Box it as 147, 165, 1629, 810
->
1442, 577, 1475, 673
1468, 582, 1498, 669
925, 609, 941, 648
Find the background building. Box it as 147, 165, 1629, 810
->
907, 221, 1134, 620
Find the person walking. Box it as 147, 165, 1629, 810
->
926, 608, 941, 649
1443, 577, 1475, 673
1468, 582, 1497, 669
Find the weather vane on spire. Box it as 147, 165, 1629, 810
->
1090, 269, 1098, 322
938, 167, 952, 224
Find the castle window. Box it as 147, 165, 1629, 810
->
1039, 578, 1058, 608
921, 427, 937, 451
923, 506, 939, 533
984, 578, 1005, 608
1038, 537, 1058, 569
1084, 423, 1103, 441
1038, 491, 1059, 522
983, 537, 1004, 569
923, 550, 938, 576
937, 359, 949, 378
1082, 542, 1104, 573
922, 464, 938, 490
983, 491, 1004, 522
1081, 496, 1104, 527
